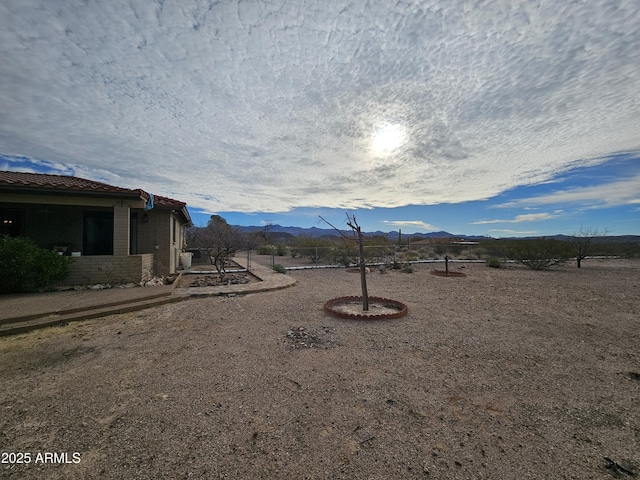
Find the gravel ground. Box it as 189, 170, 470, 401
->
1, 259, 639, 479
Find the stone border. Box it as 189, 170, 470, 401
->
323, 296, 408, 320
430, 269, 467, 278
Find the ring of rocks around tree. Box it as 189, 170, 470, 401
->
323, 296, 408, 320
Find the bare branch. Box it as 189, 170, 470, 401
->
319, 215, 355, 242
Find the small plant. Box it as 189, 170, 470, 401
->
338, 256, 353, 267
485, 257, 502, 269
272, 264, 287, 274
401, 264, 414, 273
0, 235, 70, 293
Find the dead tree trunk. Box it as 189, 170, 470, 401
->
320, 213, 370, 311
354, 221, 369, 311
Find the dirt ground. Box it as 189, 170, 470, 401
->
1, 259, 639, 479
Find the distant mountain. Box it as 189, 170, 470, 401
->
233, 224, 336, 238
227, 224, 640, 244
504, 234, 640, 243
231, 224, 490, 242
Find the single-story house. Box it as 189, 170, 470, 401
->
0, 171, 192, 285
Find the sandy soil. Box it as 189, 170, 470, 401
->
1, 259, 639, 479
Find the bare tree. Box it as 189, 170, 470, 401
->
190, 215, 239, 280
320, 213, 369, 311
570, 227, 607, 268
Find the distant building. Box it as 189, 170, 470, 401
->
409, 238, 479, 247
0, 171, 192, 285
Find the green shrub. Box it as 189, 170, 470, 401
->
402, 264, 415, 273
257, 245, 274, 255
0, 236, 70, 293
272, 264, 287, 274
485, 257, 502, 269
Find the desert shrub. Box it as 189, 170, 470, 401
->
290, 236, 333, 263
617, 242, 640, 258
0, 235, 70, 293
480, 240, 509, 259
485, 257, 502, 269
258, 244, 287, 256
396, 250, 419, 262
402, 264, 415, 273
332, 243, 357, 266
418, 248, 430, 260
272, 264, 287, 274
504, 238, 572, 270
363, 237, 391, 263
471, 247, 489, 258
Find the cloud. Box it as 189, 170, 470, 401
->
499, 174, 640, 209
383, 220, 437, 231
472, 212, 561, 224
1, 1, 639, 213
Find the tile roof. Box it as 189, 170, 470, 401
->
0, 170, 191, 223
152, 194, 186, 208
0, 170, 145, 197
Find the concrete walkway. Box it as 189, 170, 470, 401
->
0, 258, 296, 336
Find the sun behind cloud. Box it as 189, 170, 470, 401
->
372, 123, 406, 156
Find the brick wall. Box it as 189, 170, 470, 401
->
140, 253, 154, 282
63, 253, 155, 285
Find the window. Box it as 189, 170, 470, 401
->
83, 211, 113, 255
0, 208, 25, 237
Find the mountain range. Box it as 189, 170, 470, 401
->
230, 224, 640, 243
233, 224, 480, 242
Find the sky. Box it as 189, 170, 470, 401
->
1, 0, 639, 236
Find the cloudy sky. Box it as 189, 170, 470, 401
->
1, 0, 639, 235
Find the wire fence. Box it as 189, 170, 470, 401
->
253, 243, 493, 269
188, 236, 638, 273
